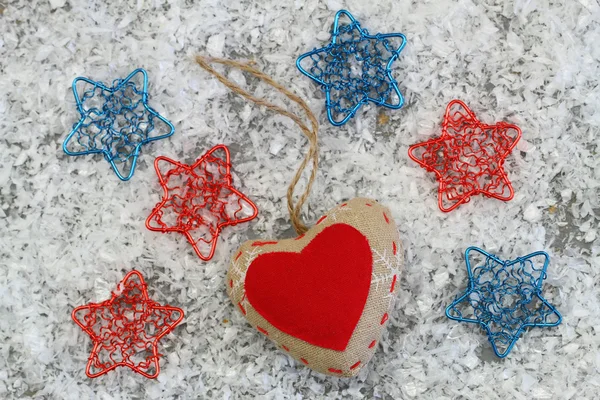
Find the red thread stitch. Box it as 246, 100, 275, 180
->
328, 368, 343, 374
368, 340, 377, 348
301, 358, 309, 364
235, 252, 242, 261
383, 212, 390, 224
229, 279, 233, 288
380, 313, 389, 325
238, 302, 246, 315
316, 215, 327, 224
282, 345, 289, 351
340, 203, 347, 207
257, 326, 268, 335
365, 203, 372, 207
295, 234, 306, 240
392, 241, 397, 255
252, 241, 278, 247
350, 361, 361, 370
390, 275, 397, 292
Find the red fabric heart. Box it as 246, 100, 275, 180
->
244, 224, 373, 351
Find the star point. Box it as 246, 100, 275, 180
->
72, 270, 184, 378
446, 247, 562, 358
296, 10, 407, 126
146, 144, 258, 261
63, 68, 175, 181
408, 100, 522, 212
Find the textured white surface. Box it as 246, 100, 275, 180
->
1, 0, 599, 398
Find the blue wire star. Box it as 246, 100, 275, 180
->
63, 68, 175, 181
296, 10, 407, 126
446, 247, 562, 358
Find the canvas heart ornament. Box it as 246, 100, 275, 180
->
197, 57, 403, 377
227, 198, 402, 376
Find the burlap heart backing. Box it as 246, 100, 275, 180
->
227, 197, 403, 377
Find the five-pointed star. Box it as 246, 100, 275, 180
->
63, 68, 175, 181
408, 100, 522, 212
146, 144, 258, 261
445, 247, 562, 358
72, 270, 184, 378
296, 10, 407, 126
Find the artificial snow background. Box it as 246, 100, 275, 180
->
0, 0, 599, 398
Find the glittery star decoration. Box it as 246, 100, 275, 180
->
408, 100, 522, 212
146, 144, 259, 261
63, 68, 175, 181
72, 270, 184, 378
445, 247, 562, 358
296, 10, 407, 126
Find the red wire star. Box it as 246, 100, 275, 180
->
146, 144, 258, 261
72, 270, 184, 378
408, 100, 522, 212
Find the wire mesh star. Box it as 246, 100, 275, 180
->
72, 270, 184, 378
408, 100, 522, 212
146, 144, 259, 261
445, 247, 562, 358
63, 68, 175, 181
296, 10, 407, 126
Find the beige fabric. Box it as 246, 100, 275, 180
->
227, 197, 403, 377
